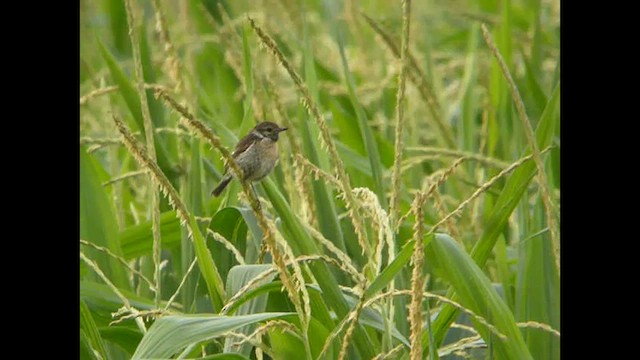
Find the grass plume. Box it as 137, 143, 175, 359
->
248, 16, 370, 257
409, 190, 426, 360
111, 114, 226, 310
389, 0, 412, 230
361, 12, 455, 148
481, 23, 559, 271
123, 0, 163, 308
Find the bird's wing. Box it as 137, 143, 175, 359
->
233, 132, 260, 157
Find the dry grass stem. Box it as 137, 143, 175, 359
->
111, 114, 226, 308
428, 146, 553, 235
109, 308, 168, 326
80, 251, 147, 333
266, 77, 316, 224
206, 229, 246, 265
232, 320, 301, 347
517, 321, 560, 337
437, 335, 485, 357
80, 239, 154, 291
248, 16, 370, 257
371, 344, 405, 360
337, 284, 368, 360
294, 154, 342, 189
409, 189, 425, 360
361, 12, 455, 148
481, 24, 559, 271
353, 187, 393, 275
407, 146, 510, 168
124, 0, 163, 308
164, 257, 198, 311
389, 0, 412, 231
396, 157, 467, 228
80, 86, 119, 105
302, 222, 365, 283
102, 169, 148, 187
365, 290, 507, 341
150, 0, 182, 92
155, 89, 294, 306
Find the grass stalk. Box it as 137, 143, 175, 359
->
80, 239, 154, 291
427, 146, 553, 235
124, 0, 163, 309
361, 12, 455, 149
80, 251, 147, 334
480, 24, 559, 271
389, 0, 412, 230
409, 190, 425, 360
111, 114, 226, 310
154, 90, 304, 329
150, 0, 182, 93
247, 16, 370, 257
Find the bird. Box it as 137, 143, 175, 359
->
212, 121, 288, 197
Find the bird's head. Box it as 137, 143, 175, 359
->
254, 121, 288, 141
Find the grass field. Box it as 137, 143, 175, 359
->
80, 0, 560, 359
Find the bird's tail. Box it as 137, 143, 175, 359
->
212, 175, 232, 197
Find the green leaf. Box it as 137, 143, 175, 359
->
364, 235, 427, 299
80, 300, 108, 360
300, 15, 347, 254
427, 84, 559, 351
209, 208, 249, 279
81, 281, 156, 314
191, 354, 251, 360
119, 211, 182, 259
261, 178, 376, 359
97, 38, 178, 185
223, 265, 276, 355
516, 202, 560, 359
334, 31, 386, 206
97, 38, 143, 132
80, 148, 129, 289
131, 313, 293, 359
269, 316, 335, 360
99, 326, 143, 356
426, 234, 532, 359
189, 214, 226, 312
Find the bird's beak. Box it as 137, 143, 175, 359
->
277, 127, 288, 133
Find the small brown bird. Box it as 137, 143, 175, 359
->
212, 121, 288, 197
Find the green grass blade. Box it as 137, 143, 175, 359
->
299, 16, 347, 253
131, 313, 293, 359
80, 148, 129, 289
426, 234, 532, 359
119, 210, 182, 259
208, 208, 249, 279
427, 84, 559, 350
97, 38, 178, 184
80, 300, 108, 360
261, 178, 376, 359
363, 236, 426, 299
516, 202, 560, 359
223, 265, 276, 355
334, 26, 387, 206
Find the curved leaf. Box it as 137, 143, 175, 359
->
426, 234, 532, 359
132, 312, 292, 359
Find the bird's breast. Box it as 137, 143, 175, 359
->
249, 139, 279, 181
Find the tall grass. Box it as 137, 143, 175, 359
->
80, 0, 560, 359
